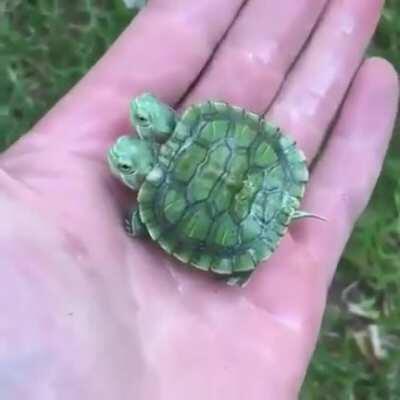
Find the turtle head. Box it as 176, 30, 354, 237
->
130, 93, 177, 142
107, 135, 157, 190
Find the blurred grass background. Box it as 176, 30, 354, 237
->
0, 1, 399, 398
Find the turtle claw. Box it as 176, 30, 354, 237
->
124, 215, 135, 237
124, 208, 147, 237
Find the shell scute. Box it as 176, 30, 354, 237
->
192, 254, 212, 271
213, 101, 229, 113
180, 105, 201, 131
259, 191, 282, 221
173, 246, 194, 264
163, 189, 186, 224
174, 123, 191, 141
264, 224, 285, 247
146, 222, 162, 241
173, 143, 207, 182
211, 257, 233, 275
232, 120, 257, 147
180, 206, 211, 242
187, 173, 215, 203
197, 120, 229, 145
240, 216, 260, 244
211, 182, 235, 214
228, 151, 249, 181
210, 213, 239, 248
292, 165, 309, 182
235, 253, 256, 272
187, 144, 231, 202
138, 184, 157, 203
254, 141, 278, 167
158, 233, 178, 254
263, 166, 285, 191
252, 241, 273, 261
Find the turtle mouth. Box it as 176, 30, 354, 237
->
107, 149, 120, 178
107, 148, 139, 190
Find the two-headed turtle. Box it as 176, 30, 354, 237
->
108, 93, 318, 286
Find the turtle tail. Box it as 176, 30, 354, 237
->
292, 210, 327, 221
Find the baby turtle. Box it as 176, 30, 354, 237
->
108, 93, 319, 286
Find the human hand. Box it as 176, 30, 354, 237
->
0, 1, 398, 399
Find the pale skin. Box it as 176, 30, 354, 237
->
0, 1, 398, 399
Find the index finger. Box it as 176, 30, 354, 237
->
24, 1, 246, 152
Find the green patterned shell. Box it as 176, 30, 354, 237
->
137, 101, 308, 276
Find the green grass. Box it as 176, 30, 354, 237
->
1, 1, 399, 398
0, 0, 134, 149
302, 2, 400, 398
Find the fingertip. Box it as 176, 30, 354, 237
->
289, 57, 399, 286
362, 57, 399, 94
332, 56, 399, 141
361, 57, 400, 133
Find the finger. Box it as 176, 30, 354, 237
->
294, 57, 399, 284
182, 0, 327, 112
245, 57, 399, 341
24, 0, 246, 147
267, 0, 384, 161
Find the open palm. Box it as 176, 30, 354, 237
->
0, 1, 398, 399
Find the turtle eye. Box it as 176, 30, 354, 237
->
118, 163, 133, 173
135, 113, 150, 126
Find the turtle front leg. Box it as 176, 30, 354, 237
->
223, 272, 253, 288
125, 207, 147, 237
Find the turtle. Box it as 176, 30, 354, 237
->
124, 0, 147, 10
107, 93, 320, 286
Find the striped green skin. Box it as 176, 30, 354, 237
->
138, 101, 308, 277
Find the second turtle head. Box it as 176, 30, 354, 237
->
107, 135, 157, 190
130, 93, 177, 142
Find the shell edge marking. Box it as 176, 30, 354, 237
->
146, 166, 164, 184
